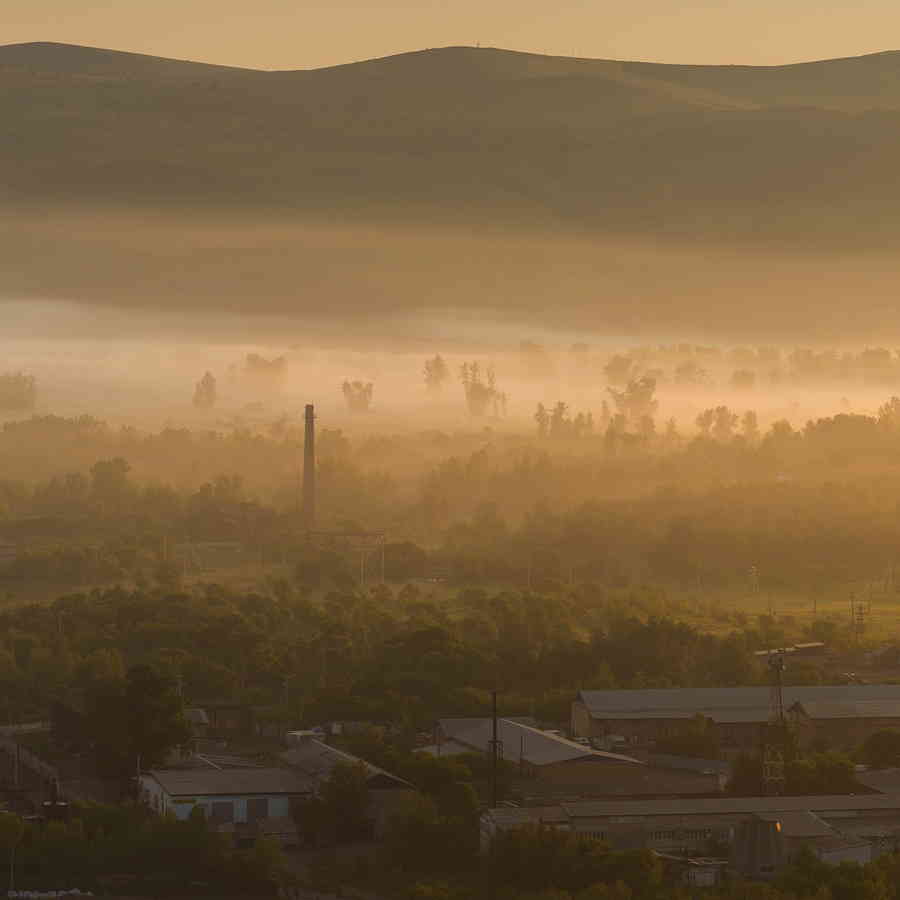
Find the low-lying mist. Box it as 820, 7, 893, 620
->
1, 292, 895, 438
6, 207, 900, 344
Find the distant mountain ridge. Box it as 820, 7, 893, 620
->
3, 41, 900, 242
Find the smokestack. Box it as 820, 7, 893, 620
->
303, 404, 316, 530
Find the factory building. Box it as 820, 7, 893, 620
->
572, 685, 900, 752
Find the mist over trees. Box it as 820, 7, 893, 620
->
0, 373, 36, 411
192, 371, 217, 409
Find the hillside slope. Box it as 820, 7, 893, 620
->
3, 42, 900, 241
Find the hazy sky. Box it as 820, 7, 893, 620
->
4, 0, 898, 70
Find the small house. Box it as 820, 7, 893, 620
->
140, 767, 313, 829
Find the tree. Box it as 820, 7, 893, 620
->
696, 408, 715, 436
0, 373, 36, 411
535, 404, 550, 438
126, 664, 189, 768
662, 417, 680, 446
193, 372, 217, 409
459, 363, 499, 417
604, 355, 633, 387
741, 410, 760, 442
637, 415, 656, 441
550, 402, 570, 438
674, 360, 707, 386
90, 457, 133, 510
712, 406, 739, 441
295, 761, 372, 845
342, 380, 374, 412
608, 377, 658, 425
424, 355, 450, 393
598, 400, 612, 433
731, 369, 757, 390
91, 665, 188, 775
244, 353, 287, 388
877, 396, 900, 430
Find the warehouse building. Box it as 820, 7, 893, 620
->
481, 794, 900, 869
572, 685, 900, 751
428, 717, 723, 798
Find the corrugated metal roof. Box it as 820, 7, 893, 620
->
147, 767, 313, 797
280, 739, 413, 789
754, 810, 835, 838
439, 717, 537, 739
418, 740, 475, 757
648, 753, 730, 775
448, 718, 644, 767
856, 769, 900, 795
579, 686, 900, 723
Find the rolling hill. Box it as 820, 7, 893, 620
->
3, 42, 900, 238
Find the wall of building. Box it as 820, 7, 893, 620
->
139, 777, 291, 823
572, 704, 892, 753
573, 820, 732, 854
527, 759, 720, 797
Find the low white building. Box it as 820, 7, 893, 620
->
140, 767, 313, 825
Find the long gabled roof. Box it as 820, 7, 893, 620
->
443, 717, 644, 767
578, 685, 900, 723
280, 739, 414, 790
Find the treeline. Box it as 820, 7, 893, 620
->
9, 407, 900, 594
0, 806, 283, 894
0, 577, 826, 730
596, 344, 900, 389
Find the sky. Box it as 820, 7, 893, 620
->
3, 0, 899, 70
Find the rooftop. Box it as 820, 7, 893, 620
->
485, 794, 900, 828
280, 738, 413, 790
855, 768, 900, 795
578, 685, 900, 723
146, 767, 313, 797
442, 717, 644, 767
558, 794, 900, 818
754, 810, 836, 838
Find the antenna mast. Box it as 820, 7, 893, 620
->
762, 651, 787, 796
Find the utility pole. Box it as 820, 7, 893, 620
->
850, 592, 867, 646
489, 690, 503, 808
